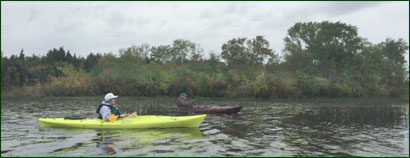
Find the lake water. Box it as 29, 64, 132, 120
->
1, 97, 408, 156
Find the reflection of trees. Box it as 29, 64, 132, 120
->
278, 121, 360, 156
278, 105, 408, 156
209, 115, 251, 139
207, 107, 280, 151
286, 105, 407, 127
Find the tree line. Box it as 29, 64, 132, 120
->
1, 21, 409, 98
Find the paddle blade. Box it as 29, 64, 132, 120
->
108, 114, 117, 122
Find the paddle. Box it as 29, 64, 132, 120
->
189, 88, 196, 105
108, 111, 138, 122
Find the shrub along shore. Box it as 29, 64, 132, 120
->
2, 21, 409, 98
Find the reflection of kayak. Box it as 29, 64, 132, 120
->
94, 128, 203, 154
94, 128, 203, 155
108, 128, 203, 143
38, 115, 206, 129
178, 105, 242, 114
32, 128, 203, 156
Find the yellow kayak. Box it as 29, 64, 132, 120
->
38, 114, 206, 129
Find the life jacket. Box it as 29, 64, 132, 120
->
96, 104, 121, 119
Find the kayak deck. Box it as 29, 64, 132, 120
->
38, 114, 206, 129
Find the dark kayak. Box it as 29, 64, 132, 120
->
178, 105, 242, 115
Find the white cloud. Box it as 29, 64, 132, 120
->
1, 1, 408, 65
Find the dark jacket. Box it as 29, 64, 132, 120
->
176, 96, 194, 110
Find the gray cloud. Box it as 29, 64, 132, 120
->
1, 1, 408, 64
319, 1, 384, 16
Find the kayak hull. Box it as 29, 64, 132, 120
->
193, 106, 242, 114
179, 106, 242, 114
38, 114, 206, 129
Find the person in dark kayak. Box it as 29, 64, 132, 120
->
176, 93, 195, 110
96, 93, 137, 121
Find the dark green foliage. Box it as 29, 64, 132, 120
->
84, 53, 101, 72
284, 21, 363, 79
1, 21, 408, 98
221, 36, 276, 67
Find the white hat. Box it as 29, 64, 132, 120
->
104, 93, 118, 101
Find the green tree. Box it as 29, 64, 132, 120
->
284, 21, 363, 80
378, 38, 409, 87
2, 23, 408, 98
221, 37, 248, 66
247, 35, 276, 64
171, 39, 203, 64
222, 36, 277, 66
150, 45, 172, 64
119, 44, 151, 62
84, 53, 101, 72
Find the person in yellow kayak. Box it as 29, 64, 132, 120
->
96, 93, 137, 121
176, 93, 195, 110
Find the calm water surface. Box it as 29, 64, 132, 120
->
1, 97, 408, 156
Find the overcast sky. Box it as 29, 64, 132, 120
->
1, 1, 409, 64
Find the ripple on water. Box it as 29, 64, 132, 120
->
202, 129, 220, 135
1, 97, 409, 157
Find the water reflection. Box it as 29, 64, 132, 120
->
200, 101, 409, 156
278, 104, 409, 156
92, 128, 203, 156
95, 132, 117, 155
1, 97, 408, 157
286, 104, 407, 127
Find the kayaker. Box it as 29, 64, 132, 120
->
96, 93, 136, 121
176, 93, 195, 110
